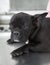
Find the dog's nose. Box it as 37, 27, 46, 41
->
14, 31, 20, 37
16, 32, 20, 36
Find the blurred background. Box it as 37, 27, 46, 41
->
0, 0, 48, 25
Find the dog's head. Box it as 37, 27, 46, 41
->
9, 12, 47, 43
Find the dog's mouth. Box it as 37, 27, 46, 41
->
14, 39, 29, 44
14, 39, 20, 42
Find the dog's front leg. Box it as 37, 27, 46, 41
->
11, 44, 29, 57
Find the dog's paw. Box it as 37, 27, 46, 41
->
7, 39, 20, 44
7, 39, 16, 44
11, 49, 24, 57
11, 51, 23, 57
7, 39, 14, 44
7, 39, 12, 44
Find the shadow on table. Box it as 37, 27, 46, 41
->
11, 53, 50, 65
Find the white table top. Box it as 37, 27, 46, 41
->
0, 32, 50, 65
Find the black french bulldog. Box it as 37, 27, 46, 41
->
7, 12, 50, 57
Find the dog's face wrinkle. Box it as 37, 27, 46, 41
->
10, 13, 32, 28
10, 19, 31, 31
10, 25, 31, 42
12, 19, 24, 28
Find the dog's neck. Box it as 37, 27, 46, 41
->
31, 21, 41, 40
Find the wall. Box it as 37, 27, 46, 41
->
0, 0, 48, 25
0, 0, 10, 13
10, 0, 48, 11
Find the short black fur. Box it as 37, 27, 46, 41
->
7, 12, 50, 57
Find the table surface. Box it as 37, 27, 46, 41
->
0, 32, 50, 65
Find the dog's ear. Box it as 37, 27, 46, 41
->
31, 12, 48, 21
31, 12, 48, 25
30, 12, 48, 40
31, 14, 40, 27
39, 12, 48, 18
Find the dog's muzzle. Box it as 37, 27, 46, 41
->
12, 30, 29, 43
13, 31, 20, 42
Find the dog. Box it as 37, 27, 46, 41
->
7, 12, 48, 57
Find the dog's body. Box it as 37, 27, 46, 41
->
30, 18, 50, 52
7, 12, 50, 57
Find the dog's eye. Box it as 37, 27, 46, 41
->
23, 23, 28, 29
25, 26, 28, 29
23, 25, 28, 29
